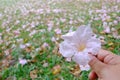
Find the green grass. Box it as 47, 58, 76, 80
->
0, 0, 19, 7
0, 0, 120, 80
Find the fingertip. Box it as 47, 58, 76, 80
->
88, 71, 98, 80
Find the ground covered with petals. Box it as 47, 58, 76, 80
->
0, 0, 120, 80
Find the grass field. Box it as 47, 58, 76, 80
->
0, 0, 120, 80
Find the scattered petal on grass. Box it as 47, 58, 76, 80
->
41, 42, 49, 49
43, 62, 49, 67
20, 44, 26, 49
111, 28, 120, 39
65, 57, 72, 62
55, 28, 62, 34
104, 26, 111, 33
19, 58, 27, 65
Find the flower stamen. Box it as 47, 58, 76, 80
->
78, 44, 86, 51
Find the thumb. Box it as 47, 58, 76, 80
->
89, 55, 107, 76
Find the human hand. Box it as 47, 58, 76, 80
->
89, 49, 120, 80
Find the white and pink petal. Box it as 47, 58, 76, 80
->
59, 41, 76, 58
72, 53, 90, 66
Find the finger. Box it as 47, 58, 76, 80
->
97, 49, 113, 61
97, 49, 120, 64
89, 55, 107, 76
89, 71, 98, 80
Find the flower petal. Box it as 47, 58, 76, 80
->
86, 38, 101, 55
75, 25, 93, 42
72, 53, 90, 66
62, 31, 79, 43
62, 31, 75, 39
62, 31, 81, 51
79, 64, 90, 71
59, 41, 76, 58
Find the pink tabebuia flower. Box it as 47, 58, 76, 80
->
59, 25, 101, 71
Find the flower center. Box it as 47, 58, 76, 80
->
78, 44, 86, 51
